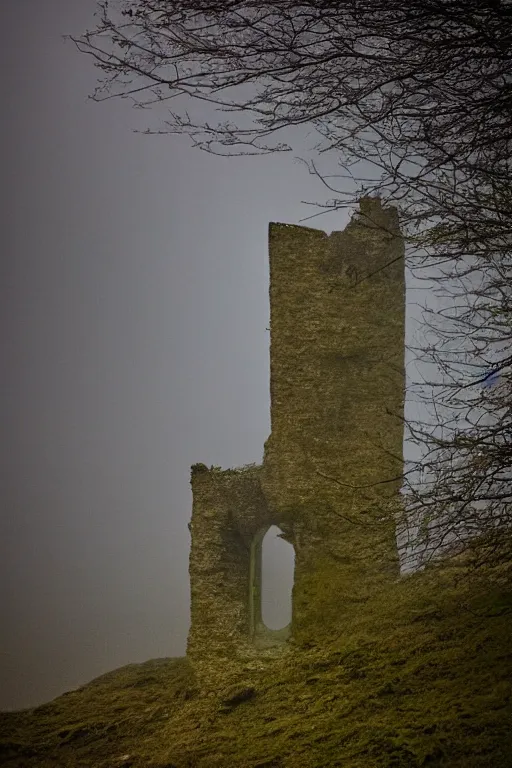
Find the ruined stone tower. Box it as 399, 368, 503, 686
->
187, 198, 405, 682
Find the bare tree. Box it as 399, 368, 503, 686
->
73, 0, 512, 569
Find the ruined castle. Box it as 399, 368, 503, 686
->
187, 198, 406, 680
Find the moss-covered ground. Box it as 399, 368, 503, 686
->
1, 547, 512, 768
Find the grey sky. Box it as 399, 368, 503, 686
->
0, 0, 350, 711
4, 0, 468, 713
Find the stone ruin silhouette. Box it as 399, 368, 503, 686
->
187, 198, 406, 683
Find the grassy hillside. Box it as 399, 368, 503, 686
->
1, 548, 512, 768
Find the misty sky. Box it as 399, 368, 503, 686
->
2, 0, 469, 713
0, 0, 357, 711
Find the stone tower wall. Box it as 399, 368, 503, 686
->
187, 198, 405, 681
262, 198, 405, 550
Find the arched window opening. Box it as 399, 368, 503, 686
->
261, 526, 294, 630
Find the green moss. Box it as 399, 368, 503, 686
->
2, 552, 512, 767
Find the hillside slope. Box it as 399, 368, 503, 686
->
1, 550, 512, 768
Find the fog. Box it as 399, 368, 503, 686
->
2, 0, 463, 713
261, 528, 295, 631
0, 0, 348, 711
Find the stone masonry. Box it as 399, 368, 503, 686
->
187, 198, 405, 683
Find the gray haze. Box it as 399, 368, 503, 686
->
261, 528, 294, 631
2, 0, 453, 713
0, 0, 348, 711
